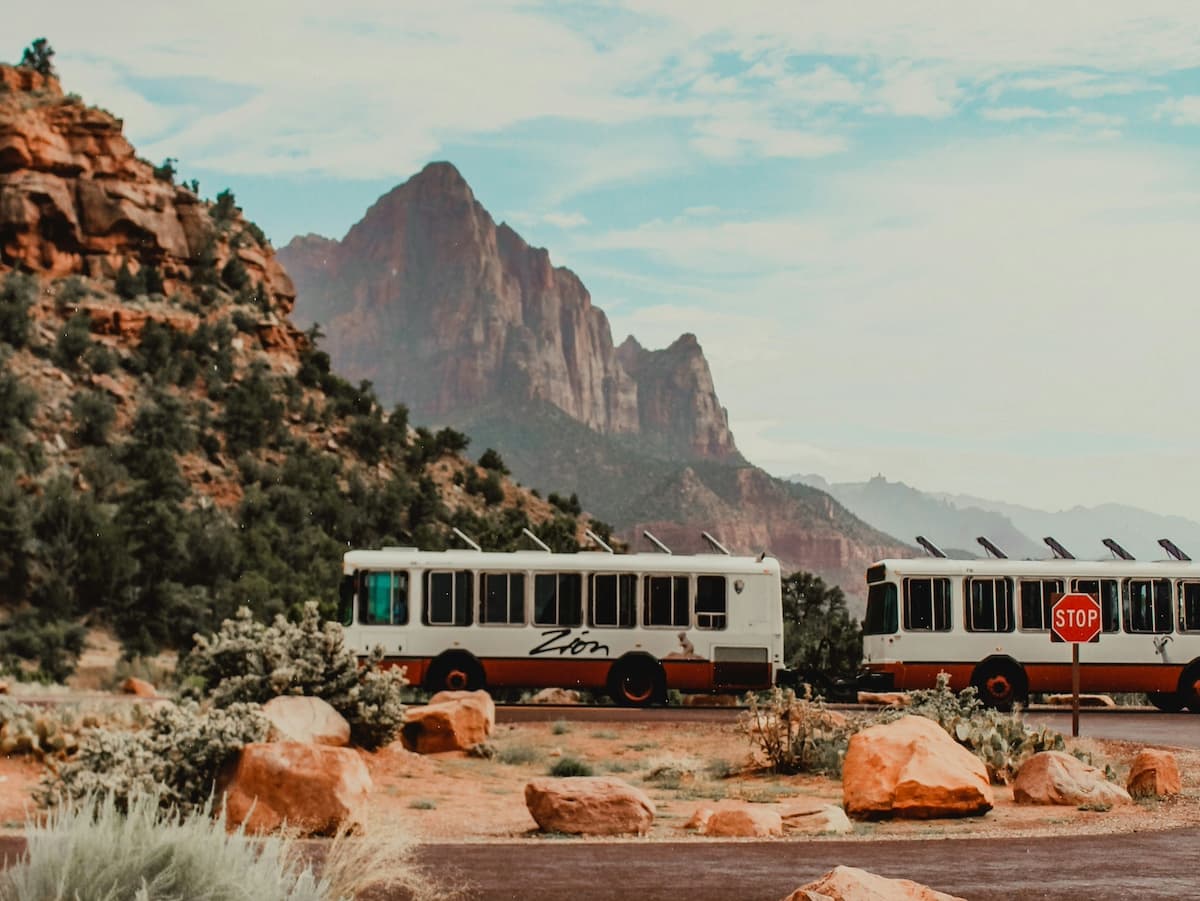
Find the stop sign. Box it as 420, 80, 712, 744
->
1051, 593, 1103, 643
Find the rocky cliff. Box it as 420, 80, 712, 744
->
280, 162, 739, 463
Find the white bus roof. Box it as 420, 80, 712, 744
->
870, 557, 1200, 579
343, 548, 781, 577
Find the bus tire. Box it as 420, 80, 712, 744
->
425, 653, 485, 693
1177, 664, 1200, 713
607, 657, 666, 707
970, 658, 1027, 711
1148, 691, 1185, 713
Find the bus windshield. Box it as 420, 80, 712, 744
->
338, 574, 356, 626
863, 582, 898, 635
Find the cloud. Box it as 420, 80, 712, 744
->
1155, 96, 1200, 125
873, 65, 962, 118
981, 105, 1125, 130
543, 211, 590, 228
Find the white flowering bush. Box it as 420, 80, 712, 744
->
40, 701, 268, 813
181, 602, 407, 749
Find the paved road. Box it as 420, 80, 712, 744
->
499, 705, 1200, 748
411, 830, 1200, 900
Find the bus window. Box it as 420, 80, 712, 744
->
1018, 579, 1062, 631
425, 571, 473, 626
644, 575, 689, 628
965, 577, 1013, 632
1124, 579, 1172, 634
1072, 579, 1120, 633
481, 572, 525, 625
696, 576, 727, 630
360, 571, 407, 625
903, 578, 951, 631
863, 582, 898, 634
339, 573, 357, 626
590, 573, 636, 628
534, 573, 583, 627
1180, 581, 1200, 632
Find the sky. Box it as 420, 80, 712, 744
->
11, 2, 1200, 518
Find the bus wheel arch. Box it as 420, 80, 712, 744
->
425, 651, 486, 693
607, 654, 666, 707
970, 656, 1028, 711
1177, 660, 1200, 713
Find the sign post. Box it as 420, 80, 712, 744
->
1051, 592, 1103, 737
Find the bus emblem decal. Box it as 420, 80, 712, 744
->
529, 629, 611, 657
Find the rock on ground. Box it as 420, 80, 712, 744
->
261, 695, 350, 746
686, 801, 783, 837
1126, 748, 1181, 799
525, 776, 655, 836
119, 677, 156, 697
856, 691, 911, 707
782, 865, 966, 901
1013, 751, 1132, 807
528, 687, 582, 704
220, 742, 372, 836
841, 715, 994, 820
405, 690, 495, 753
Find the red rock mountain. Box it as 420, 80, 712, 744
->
280, 162, 739, 463
280, 163, 909, 595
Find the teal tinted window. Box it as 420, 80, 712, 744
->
360, 572, 407, 625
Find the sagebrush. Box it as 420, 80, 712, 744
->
740, 688, 856, 775
181, 602, 407, 748
39, 701, 267, 813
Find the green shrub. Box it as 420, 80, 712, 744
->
40, 701, 268, 813
550, 719, 570, 735
113, 262, 145, 300
212, 188, 239, 223
547, 492, 581, 515
497, 743, 539, 765
51, 313, 93, 369
1, 792, 332, 901
739, 687, 855, 775
221, 363, 283, 453
222, 256, 250, 291
0, 610, 87, 683
477, 448, 508, 474
71, 390, 115, 446
152, 157, 177, 184
0, 272, 36, 349
549, 756, 594, 777
19, 38, 56, 77
0, 366, 37, 443
181, 602, 407, 749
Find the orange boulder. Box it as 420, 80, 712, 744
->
1013, 751, 1132, 807
1126, 748, 1181, 799
119, 677, 156, 698
525, 776, 654, 836
686, 801, 783, 837
782, 865, 966, 901
261, 695, 350, 747
404, 690, 494, 753
220, 742, 371, 836
841, 715, 993, 820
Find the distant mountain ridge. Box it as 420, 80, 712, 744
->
280, 164, 911, 591
791, 474, 1200, 562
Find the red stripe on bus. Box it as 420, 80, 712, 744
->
866, 661, 1183, 694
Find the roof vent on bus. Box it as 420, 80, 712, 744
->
915, 536, 947, 558
521, 528, 552, 553
380, 546, 417, 552
1043, 536, 1074, 560
701, 531, 732, 556
1158, 538, 1192, 562
585, 528, 615, 554
451, 527, 482, 552
976, 536, 1007, 559
1102, 538, 1135, 561
643, 530, 673, 554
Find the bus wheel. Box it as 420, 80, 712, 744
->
425, 654, 485, 693
1178, 665, 1200, 713
1148, 691, 1185, 713
608, 658, 665, 707
970, 659, 1027, 712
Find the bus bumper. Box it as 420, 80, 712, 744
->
856, 668, 896, 692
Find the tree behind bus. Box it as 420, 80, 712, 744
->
782, 571, 862, 690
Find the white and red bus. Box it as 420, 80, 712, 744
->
338, 546, 785, 705
859, 556, 1200, 711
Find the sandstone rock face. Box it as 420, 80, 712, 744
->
841, 715, 994, 820
261, 695, 351, 747
1126, 749, 1181, 799
782, 865, 966, 901
220, 742, 372, 836
279, 162, 738, 463
1012, 751, 1132, 807
524, 776, 654, 835
403, 690, 494, 753
0, 64, 294, 309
